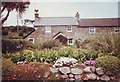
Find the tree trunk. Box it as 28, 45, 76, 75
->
1, 10, 10, 24
1, 6, 6, 13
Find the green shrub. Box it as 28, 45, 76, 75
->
81, 39, 93, 49
11, 26, 17, 32
11, 53, 26, 63
23, 50, 36, 62
77, 50, 98, 62
2, 39, 34, 54
42, 39, 62, 49
18, 30, 24, 37
95, 56, 120, 75
2, 58, 15, 75
2, 53, 11, 58
82, 32, 120, 57
2, 30, 8, 35
75, 39, 81, 48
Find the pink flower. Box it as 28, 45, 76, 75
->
12, 77, 16, 80
84, 60, 96, 66
18, 68, 20, 71
34, 70, 37, 73
13, 75, 16, 77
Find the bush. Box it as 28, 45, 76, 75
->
77, 50, 99, 62
81, 39, 92, 49
13, 62, 51, 80
2, 58, 15, 75
11, 26, 17, 32
2, 30, 8, 35
18, 30, 24, 37
95, 56, 120, 76
2, 39, 34, 54
42, 39, 62, 49
23, 50, 36, 62
82, 32, 120, 57
75, 39, 82, 48
11, 53, 26, 63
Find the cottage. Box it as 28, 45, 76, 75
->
26, 11, 120, 45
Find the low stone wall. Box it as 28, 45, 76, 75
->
49, 57, 114, 81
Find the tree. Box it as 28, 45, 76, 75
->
1, 0, 30, 24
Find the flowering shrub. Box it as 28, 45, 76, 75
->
84, 60, 96, 66
12, 62, 51, 80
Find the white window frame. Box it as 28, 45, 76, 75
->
68, 38, 74, 45
28, 38, 34, 44
67, 26, 72, 32
45, 26, 51, 33
89, 27, 96, 34
114, 27, 120, 33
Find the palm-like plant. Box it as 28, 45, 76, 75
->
1, 1, 30, 24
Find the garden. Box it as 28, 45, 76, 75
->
2, 32, 120, 82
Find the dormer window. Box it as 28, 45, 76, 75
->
67, 26, 72, 32
89, 27, 96, 34
45, 26, 51, 33
114, 27, 120, 33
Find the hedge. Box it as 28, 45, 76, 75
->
2, 39, 34, 54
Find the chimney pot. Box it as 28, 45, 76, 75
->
34, 9, 39, 18
75, 12, 80, 19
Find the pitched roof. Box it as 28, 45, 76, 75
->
78, 18, 120, 27
34, 17, 79, 26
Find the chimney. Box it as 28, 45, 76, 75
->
34, 9, 39, 18
75, 12, 80, 20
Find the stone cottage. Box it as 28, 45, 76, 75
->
26, 11, 120, 45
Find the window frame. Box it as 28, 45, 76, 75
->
28, 38, 34, 44
68, 38, 74, 45
45, 25, 51, 33
67, 26, 72, 32
114, 27, 120, 33
89, 27, 96, 34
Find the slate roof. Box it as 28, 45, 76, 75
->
34, 17, 79, 26
78, 18, 120, 27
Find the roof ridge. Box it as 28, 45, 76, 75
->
80, 18, 119, 20
38, 17, 75, 18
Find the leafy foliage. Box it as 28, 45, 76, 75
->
1, 1, 30, 24
95, 56, 120, 76
8, 47, 99, 64
81, 32, 120, 57
2, 30, 8, 35
2, 39, 34, 54
42, 39, 62, 49
2, 58, 15, 75
2, 26, 35, 39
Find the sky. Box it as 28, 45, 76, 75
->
2, 0, 119, 26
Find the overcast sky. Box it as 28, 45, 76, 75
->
2, 0, 119, 26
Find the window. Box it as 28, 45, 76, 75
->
114, 27, 120, 33
89, 27, 96, 34
45, 26, 51, 33
28, 38, 34, 43
68, 38, 73, 45
67, 26, 72, 32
